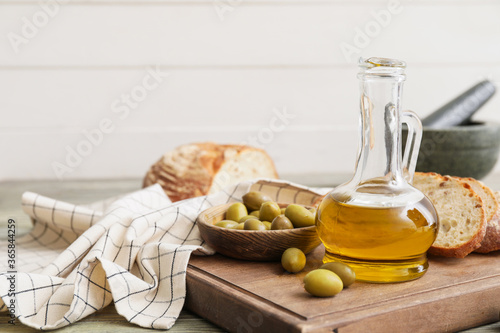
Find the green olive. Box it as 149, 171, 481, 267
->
320, 262, 356, 287
259, 202, 281, 222
242, 191, 273, 211
271, 215, 293, 230
250, 210, 260, 218
262, 221, 272, 230
280, 208, 286, 214
239, 215, 259, 223
309, 207, 317, 215
235, 223, 245, 230
303, 269, 343, 297
215, 220, 239, 229
285, 204, 315, 228
281, 248, 306, 273
244, 219, 266, 231
226, 202, 248, 222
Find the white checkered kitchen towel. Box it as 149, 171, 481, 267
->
0, 179, 325, 330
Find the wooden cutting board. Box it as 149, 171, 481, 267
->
185, 245, 500, 333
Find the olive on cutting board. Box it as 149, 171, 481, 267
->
304, 269, 343, 297
320, 262, 356, 287
281, 248, 306, 273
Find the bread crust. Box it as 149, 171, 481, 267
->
452, 178, 500, 254
475, 190, 500, 253
143, 143, 279, 202
414, 172, 487, 258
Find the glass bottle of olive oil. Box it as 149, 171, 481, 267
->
316, 58, 438, 283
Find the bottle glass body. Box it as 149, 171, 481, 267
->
316, 58, 438, 283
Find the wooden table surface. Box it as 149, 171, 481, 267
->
1, 175, 500, 332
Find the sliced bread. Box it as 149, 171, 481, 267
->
474, 188, 500, 253
454, 178, 500, 253
413, 172, 487, 258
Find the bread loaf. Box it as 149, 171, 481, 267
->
413, 172, 487, 258
143, 143, 279, 202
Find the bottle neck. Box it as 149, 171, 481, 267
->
352, 76, 405, 185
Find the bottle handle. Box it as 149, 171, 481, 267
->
401, 110, 423, 183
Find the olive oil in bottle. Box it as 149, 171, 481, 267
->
316, 192, 438, 283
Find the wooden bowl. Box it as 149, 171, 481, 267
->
197, 203, 321, 261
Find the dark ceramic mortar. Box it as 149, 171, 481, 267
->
402, 121, 500, 179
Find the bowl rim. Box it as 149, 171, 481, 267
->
418, 121, 500, 132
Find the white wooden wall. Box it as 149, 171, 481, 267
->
1, 0, 500, 181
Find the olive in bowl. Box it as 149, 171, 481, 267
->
197, 202, 321, 261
